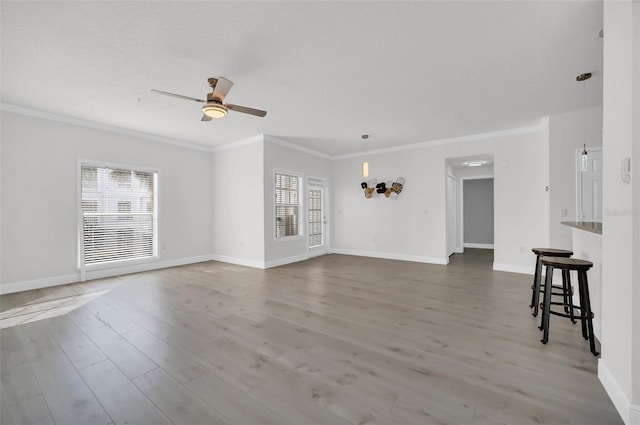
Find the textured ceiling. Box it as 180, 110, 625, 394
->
1, 1, 603, 156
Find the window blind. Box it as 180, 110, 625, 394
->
275, 173, 300, 238
81, 165, 157, 266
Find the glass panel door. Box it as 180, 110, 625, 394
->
308, 187, 323, 248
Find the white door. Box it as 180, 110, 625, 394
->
446, 174, 456, 256
578, 148, 603, 222
308, 182, 327, 256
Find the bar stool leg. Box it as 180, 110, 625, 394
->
578, 270, 599, 356
540, 265, 554, 343
577, 271, 589, 340
562, 269, 576, 323
531, 255, 543, 316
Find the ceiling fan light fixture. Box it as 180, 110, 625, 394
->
202, 103, 228, 119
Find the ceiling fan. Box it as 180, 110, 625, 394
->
151, 77, 267, 121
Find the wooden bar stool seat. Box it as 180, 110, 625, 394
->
530, 248, 573, 317
539, 256, 598, 356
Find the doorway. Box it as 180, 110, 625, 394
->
307, 178, 328, 256
445, 154, 494, 257
462, 178, 494, 249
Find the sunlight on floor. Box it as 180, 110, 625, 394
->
0, 289, 112, 329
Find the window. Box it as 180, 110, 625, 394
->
275, 172, 301, 238
81, 164, 158, 266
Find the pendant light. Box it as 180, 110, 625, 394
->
581, 143, 589, 171
361, 134, 369, 178
576, 73, 592, 171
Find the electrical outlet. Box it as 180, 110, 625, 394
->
560, 208, 568, 217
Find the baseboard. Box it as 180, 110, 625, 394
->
463, 243, 494, 249
265, 254, 309, 269
0, 273, 80, 295
455, 247, 464, 253
598, 359, 637, 425
330, 249, 448, 265
493, 262, 534, 275
0, 255, 216, 295
86, 254, 216, 281
210, 255, 266, 269
308, 249, 328, 259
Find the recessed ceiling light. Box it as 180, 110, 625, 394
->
466, 160, 485, 167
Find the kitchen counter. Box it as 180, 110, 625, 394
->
562, 221, 602, 339
561, 221, 602, 235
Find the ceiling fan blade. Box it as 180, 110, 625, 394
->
225, 103, 267, 117
201, 114, 212, 122
211, 77, 233, 102
150, 89, 205, 103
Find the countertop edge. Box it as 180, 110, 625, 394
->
561, 221, 603, 235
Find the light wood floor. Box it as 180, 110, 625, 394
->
0, 250, 622, 425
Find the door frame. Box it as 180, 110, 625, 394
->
306, 177, 329, 257
446, 173, 457, 257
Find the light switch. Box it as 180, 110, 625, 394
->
560, 208, 568, 217
621, 158, 631, 183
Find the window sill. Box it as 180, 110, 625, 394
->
273, 235, 305, 243
81, 255, 159, 271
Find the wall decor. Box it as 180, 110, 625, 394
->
361, 177, 404, 199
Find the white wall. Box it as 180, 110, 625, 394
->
332, 143, 448, 264
463, 178, 494, 246
633, 1, 640, 418
1, 110, 213, 293
211, 137, 265, 267
331, 128, 548, 272
548, 107, 603, 250
263, 136, 332, 267
599, 2, 639, 424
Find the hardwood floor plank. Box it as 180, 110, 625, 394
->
84, 301, 140, 334
84, 325, 158, 379
122, 327, 208, 384
133, 367, 229, 425
247, 381, 351, 425
79, 359, 173, 425
44, 316, 107, 370
1, 364, 51, 425
29, 352, 111, 425
67, 306, 108, 333
185, 371, 290, 425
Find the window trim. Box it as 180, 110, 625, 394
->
77, 159, 160, 279
273, 169, 304, 242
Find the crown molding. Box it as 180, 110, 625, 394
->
332, 118, 549, 160
1, 103, 213, 152
2, 103, 551, 160
264, 135, 332, 159
211, 134, 264, 152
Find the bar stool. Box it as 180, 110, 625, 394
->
539, 256, 598, 356
530, 248, 573, 317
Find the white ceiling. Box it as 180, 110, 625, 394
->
1, 1, 603, 157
